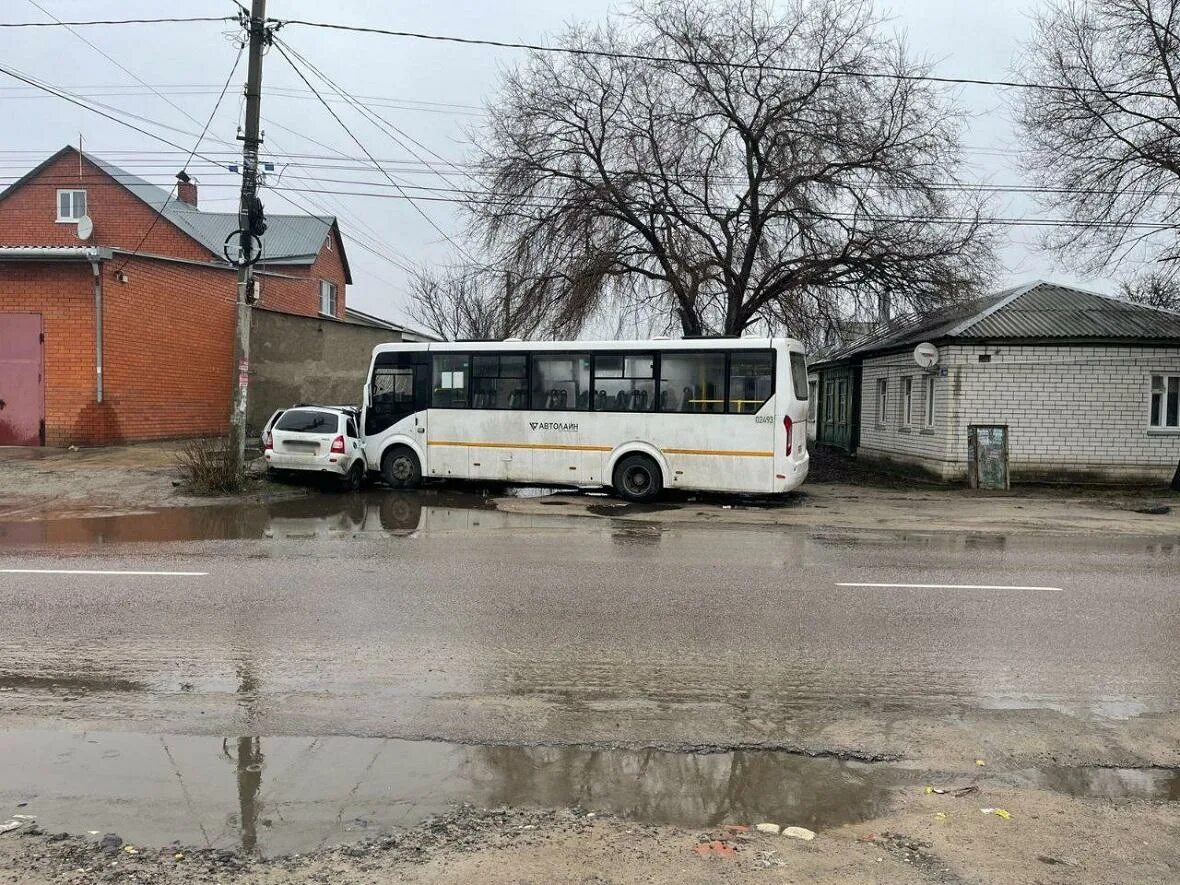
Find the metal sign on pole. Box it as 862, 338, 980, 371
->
227, 0, 269, 477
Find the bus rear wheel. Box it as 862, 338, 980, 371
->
613, 454, 662, 503
382, 446, 422, 490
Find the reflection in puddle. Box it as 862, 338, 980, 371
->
0, 729, 896, 857
0, 729, 1174, 859
0, 489, 571, 548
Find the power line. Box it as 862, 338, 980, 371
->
0, 63, 233, 165
23, 0, 243, 153
270, 36, 478, 262
0, 16, 233, 27
273, 18, 1173, 100
117, 43, 245, 272
274, 40, 481, 192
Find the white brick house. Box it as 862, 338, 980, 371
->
810, 282, 1180, 484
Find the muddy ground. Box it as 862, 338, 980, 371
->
1, 442, 1176, 535
2, 788, 1178, 884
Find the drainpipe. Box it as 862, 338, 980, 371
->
90, 258, 103, 403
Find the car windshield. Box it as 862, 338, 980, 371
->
274, 409, 339, 434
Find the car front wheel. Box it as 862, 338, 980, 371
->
339, 461, 365, 493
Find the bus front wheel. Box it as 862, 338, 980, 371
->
382, 446, 422, 490
613, 454, 662, 503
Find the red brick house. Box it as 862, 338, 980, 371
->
0, 146, 352, 446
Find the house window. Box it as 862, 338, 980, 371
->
876, 378, 888, 424
319, 280, 337, 316
924, 376, 936, 427
56, 189, 87, 222
1150, 374, 1180, 429
902, 377, 913, 425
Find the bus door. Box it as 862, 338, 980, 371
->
366, 351, 431, 439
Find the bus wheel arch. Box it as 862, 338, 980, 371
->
381, 443, 423, 489
611, 450, 665, 503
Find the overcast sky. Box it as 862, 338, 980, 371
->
0, 0, 1125, 330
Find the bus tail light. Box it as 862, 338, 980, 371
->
783, 415, 793, 455
330, 435, 346, 454
264, 431, 273, 450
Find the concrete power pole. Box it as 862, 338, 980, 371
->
228, 0, 268, 476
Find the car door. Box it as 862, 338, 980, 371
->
345, 415, 364, 469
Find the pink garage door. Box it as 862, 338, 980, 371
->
0, 314, 44, 446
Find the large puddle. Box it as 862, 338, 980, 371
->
0, 729, 1175, 858
0, 489, 567, 548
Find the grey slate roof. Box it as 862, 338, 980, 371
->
814, 281, 1180, 366
0, 147, 348, 278
82, 151, 336, 265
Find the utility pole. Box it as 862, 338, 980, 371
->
228, 0, 268, 476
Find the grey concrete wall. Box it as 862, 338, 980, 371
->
248, 308, 404, 432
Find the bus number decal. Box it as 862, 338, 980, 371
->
754, 415, 774, 424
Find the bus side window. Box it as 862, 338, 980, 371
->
432, 354, 469, 408
728, 352, 773, 414
592, 353, 654, 411
660, 353, 725, 414
531, 355, 590, 410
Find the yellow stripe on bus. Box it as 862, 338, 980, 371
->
427, 440, 773, 458
428, 440, 611, 453
664, 447, 774, 458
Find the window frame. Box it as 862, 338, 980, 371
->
55, 189, 86, 223
1150, 373, 1180, 430
319, 279, 338, 317
471, 352, 530, 410
902, 376, 914, 426
591, 352, 657, 412
924, 375, 936, 427
431, 353, 471, 409
530, 351, 592, 411
419, 347, 780, 415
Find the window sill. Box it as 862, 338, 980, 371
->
920, 428, 937, 435
55, 218, 79, 224
898, 426, 912, 433
1147, 428, 1180, 435
318, 311, 336, 319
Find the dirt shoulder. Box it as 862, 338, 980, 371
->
2, 789, 1177, 884
0, 443, 301, 520
2, 442, 1177, 536
498, 481, 1180, 537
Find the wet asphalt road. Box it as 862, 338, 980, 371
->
1, 492, 1178, 766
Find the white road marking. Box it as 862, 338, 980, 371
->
0, 569, 208, 577
837, 582, 1063, 591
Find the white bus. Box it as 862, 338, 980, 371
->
361, 337, 810, 501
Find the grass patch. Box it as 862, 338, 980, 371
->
175, 437, 247, 495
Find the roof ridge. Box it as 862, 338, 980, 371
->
944, 280, 1044, 337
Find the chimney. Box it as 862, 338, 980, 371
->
175, 171, 197, 207
877, 290, 891, 325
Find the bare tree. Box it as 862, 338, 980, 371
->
468, 0, 995, 339
1121, 271, 1180, 311
407, 262, 594, 341
1016, 0, 1180, 278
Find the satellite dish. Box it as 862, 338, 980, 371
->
913, 342, 939, 368
76, 215, 94, 241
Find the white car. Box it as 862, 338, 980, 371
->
264, 406, 366, 491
